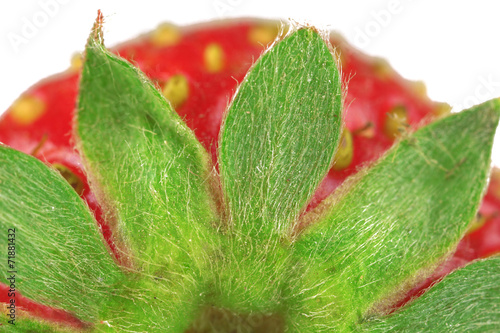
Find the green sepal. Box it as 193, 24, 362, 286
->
0, 146, 123, 323
76, 18, 220, 277
292, 99, 500, 331
0, 315, 73, 333
208, 238, 293, 314
96, 274, 208, 332
219, 27, 342, 240
362, 256, 500, 332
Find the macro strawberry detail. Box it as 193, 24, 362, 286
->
0, 13, 500, 332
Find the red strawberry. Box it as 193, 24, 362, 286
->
0, 15, 499, 331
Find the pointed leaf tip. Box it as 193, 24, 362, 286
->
78, 16, 219, 275
89, 9, 104, 45
219, 26, 343, 240
76, 17, 223, 329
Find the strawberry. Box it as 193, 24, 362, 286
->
0, 13, 499, 332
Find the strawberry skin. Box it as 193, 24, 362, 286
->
0, 18, 499, 327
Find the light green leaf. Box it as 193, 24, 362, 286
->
363, 256, 500, 332
293, 99, 500, 331
219, 27, 342, 240
96, 275, 209, 332
0, 315, 74, 332
0, 146, 123, 323
76, 21, 220, 278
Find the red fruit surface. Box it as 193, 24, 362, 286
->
0, 18, 498, 328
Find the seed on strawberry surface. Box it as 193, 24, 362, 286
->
332, 127, 353, 170
150, 22, 181, 47
384, 105, 409, 139
70, 52, 84, 71
204, 43, 225, 73
162, 74, 190, 109
52, 163, 85, 196
248, 23, 281, 46
9, 95, 46, 126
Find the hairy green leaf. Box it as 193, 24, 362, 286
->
74, 21, 224, 331
0, 319, 63, 332
96, 274, 210, 332
76, 22, 220, 278
363, 256, 500, 332
219, 27, 342, 240
0, 146, 123, 323
293, 99, 500, 331
0, 314, 75, 332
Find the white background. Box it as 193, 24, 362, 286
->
1, 0, 499, 165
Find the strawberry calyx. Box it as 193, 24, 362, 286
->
0, 15, 499, 332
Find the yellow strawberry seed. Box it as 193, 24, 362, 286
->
162, 74, 190, 109
10, 95, 46, 126
151, 23, 181, 47
204, 43, 225, 73
53, 163, 85, 196
70, 52, 83, 70
249, 24, 280, 46
384, 105, 409, 139
333, 127, 353, 171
